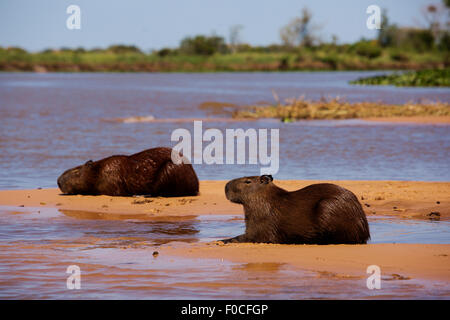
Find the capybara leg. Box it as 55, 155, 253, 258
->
221, 234, 248, 243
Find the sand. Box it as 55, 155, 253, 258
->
0, 180, 449, 283
0, 180, 448, 219
163, 243, 450, 282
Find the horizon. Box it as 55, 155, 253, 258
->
0, 0, 440, 52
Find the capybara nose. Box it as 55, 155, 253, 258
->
57, 175, 65, 192
57, 175, 63, 189
225, 182, 230, 195
57, 172, 70, 193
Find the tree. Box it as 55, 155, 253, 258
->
421, 4, 445, 40
229, 25, 244, 53
280, 7, 320, 47
378, 8, 393, 47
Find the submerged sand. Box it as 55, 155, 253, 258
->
0, 180, 449, 285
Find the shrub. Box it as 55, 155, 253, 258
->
390, 50, 409, 62
353, 41, 382, 59
179, 35, 228, 55
107, 45, 142, 54
157, 48, 174, 57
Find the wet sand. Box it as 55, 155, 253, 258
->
163, 242, 450, 282
0, 180, 449, 292
0, 180, 448, 220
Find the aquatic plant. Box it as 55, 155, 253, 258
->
350, 69, 450, 87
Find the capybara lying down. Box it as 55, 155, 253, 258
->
57, 147, 199, 197
223, 175, 370, 244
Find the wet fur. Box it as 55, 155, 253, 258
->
223, 176, 370, 244
57, 147, 199, 197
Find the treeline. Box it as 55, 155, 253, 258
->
0, 3, 448, 72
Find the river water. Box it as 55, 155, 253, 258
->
0, 72, 449, 189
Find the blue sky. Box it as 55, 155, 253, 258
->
0, 0, 439, 52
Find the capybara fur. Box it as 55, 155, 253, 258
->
57, 147, 199, 197
223, 175, 370, 244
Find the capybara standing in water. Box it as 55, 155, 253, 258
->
57, 147, 199, 197
223, 175, 370, 244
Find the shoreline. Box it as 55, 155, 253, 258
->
0, 180, 448, 220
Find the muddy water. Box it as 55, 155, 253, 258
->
0, 206, 449, 299
1, 72, 450, 190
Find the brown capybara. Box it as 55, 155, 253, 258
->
222, 175, 370, 244
57, 147, 199, 197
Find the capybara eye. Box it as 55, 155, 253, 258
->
245, 180, 251, 184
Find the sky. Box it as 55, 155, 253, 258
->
0, 0, 440, 52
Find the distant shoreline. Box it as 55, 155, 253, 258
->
0, 49, 446, 73
0, 62, 444, 73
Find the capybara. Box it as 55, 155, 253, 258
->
57, 147, 199, 197
223, 175, 370, 244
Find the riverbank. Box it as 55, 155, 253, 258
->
0, 50, 446, 73
0, 180, 448, 220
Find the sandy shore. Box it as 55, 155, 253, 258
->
1, 180, 449, 284
0, 180, 448, 220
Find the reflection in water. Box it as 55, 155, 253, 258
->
368, 216, 450, 244
0, 206, 449, 299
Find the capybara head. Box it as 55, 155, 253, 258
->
57, 160, 96, 194
225, 175, 273, 204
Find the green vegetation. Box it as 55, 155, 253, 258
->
350, 69, 450, 87
232, 98, 450, 121
0, 44, 447, 72
1, 3, 448, 73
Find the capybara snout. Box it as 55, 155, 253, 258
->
57, 160, 94, 195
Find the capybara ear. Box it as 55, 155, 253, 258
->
260, 175, 273, 184
85, 160, 93, 167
